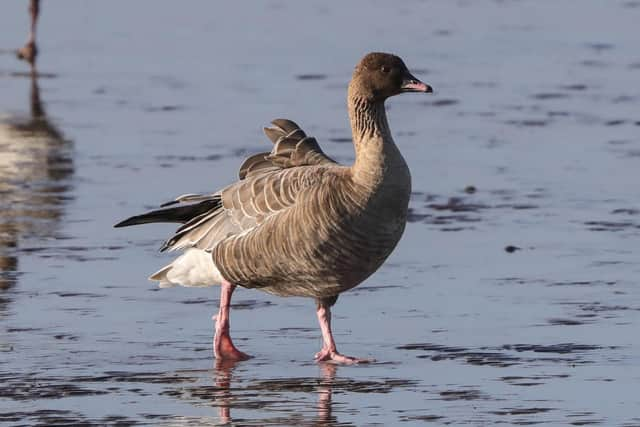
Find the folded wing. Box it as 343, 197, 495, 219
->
145, 119, 340, 253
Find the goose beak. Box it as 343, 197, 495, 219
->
401, 74, 433, 93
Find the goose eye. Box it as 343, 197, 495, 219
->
381, 66, 391, 73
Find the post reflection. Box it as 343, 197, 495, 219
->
0, 63, 73, 315
212, 360, 341, 426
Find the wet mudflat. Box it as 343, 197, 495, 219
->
1, 1, 639, 425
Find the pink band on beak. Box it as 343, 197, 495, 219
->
401, 79, 433, 93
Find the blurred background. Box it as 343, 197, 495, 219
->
1, 1, 639, 425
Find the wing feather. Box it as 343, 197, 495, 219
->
156, 119, 341, 253
238, 119, 336, 180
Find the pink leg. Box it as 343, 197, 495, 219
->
17, 0, 40, 64
314, 302, 373, 364
213, 280, 251, 361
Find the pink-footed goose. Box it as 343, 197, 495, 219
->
115, 52, 432, 364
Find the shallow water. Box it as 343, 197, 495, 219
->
1, 1, 640, 425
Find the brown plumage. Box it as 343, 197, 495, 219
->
115, 52, 433, 363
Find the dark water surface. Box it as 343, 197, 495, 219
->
1, 1, 639, 425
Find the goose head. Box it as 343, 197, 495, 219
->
349, 52, 432, 102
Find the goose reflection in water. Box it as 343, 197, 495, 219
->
316, 363, 339, 426
0, 63, 73, 315
16, 0, 40, 65
213, 360, 340, 426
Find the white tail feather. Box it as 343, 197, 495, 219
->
149, 248, 223, 287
